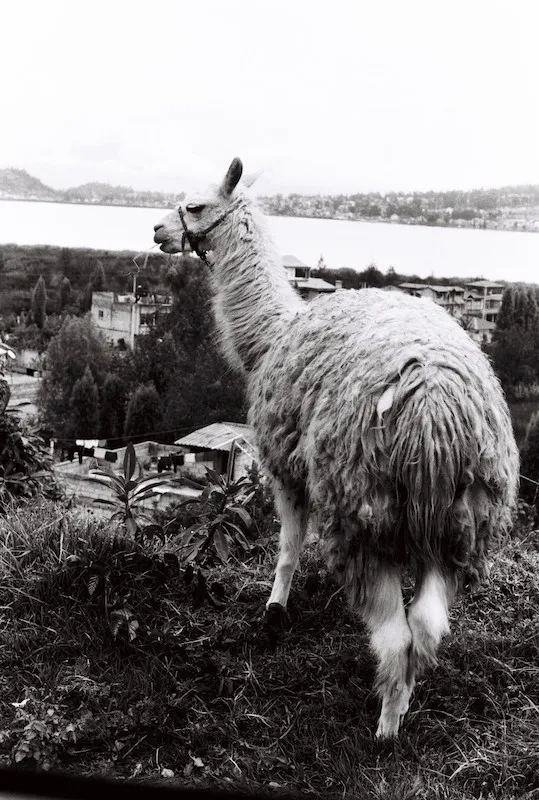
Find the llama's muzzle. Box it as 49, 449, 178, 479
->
153, 224, 182, 254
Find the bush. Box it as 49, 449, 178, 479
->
520, 410, 539, 507
155, 464, 278, 566
0, 410, 63, 510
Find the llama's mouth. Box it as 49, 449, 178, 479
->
153, 235, 182, 254
159, 241, 182, 254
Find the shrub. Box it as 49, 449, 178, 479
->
0, 410, 63, 510
520, 410, 539, 508
156, 465, 277, 567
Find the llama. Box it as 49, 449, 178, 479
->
153, 158, 519, 738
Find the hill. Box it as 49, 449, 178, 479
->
0, 168, 59, 201
0, 168, 184, 209
1, 167, 538, 231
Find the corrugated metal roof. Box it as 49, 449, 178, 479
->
175, 422, 255, 453
282, 254, 309, 268
292, 277, 335, 292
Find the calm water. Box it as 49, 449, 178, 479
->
0, 200, 537, 282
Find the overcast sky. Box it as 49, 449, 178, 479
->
2, 0, 537, 196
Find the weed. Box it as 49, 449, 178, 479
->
87, 442, 178, 542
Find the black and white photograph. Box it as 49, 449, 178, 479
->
0, 1, 538, 798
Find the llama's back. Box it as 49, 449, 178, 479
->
249, 288, 519, 579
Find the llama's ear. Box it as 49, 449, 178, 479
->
220, 158, 243, 198
242, 169, 263, 189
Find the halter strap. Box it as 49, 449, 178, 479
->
178, 199, 242, 265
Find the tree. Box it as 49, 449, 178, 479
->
358, 264, 385, 288
488, 325, 539, 394
79, 280, 94, 313
67, 365, 100, 440
91, 260, 107, 292
59, 248, 71, 274
494, 286, 516, 334
524, 288, 539, 331
126, 330, 180, 396
162, 345, 246, 432
31, 275, 48, 330
162, 254, 214, 350
513, 287, 527, 329
100, 372, 128, 440
123, 382, 162, 440
38, 316, 110, 437
385, 266, 399, 286
57, 276, 73, 311
157, 253, 247, 430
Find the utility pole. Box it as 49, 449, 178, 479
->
130, 273, 137, 349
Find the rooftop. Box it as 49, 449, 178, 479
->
291, 277, 336, 292
400, 283, 465, 293
465, 280, 505, 288
175, 422, 255, 453
92, 291, 172, 306
282, 254, 309, 269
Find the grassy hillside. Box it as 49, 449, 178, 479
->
0, 498, 538, 798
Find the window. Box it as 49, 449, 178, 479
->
98, 310, 104, 319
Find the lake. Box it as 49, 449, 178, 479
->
0, 200, 537, 282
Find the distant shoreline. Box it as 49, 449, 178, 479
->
0, 196, 537, 235
0, 197, 176, 212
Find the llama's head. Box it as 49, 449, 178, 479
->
153, 157, 258, 257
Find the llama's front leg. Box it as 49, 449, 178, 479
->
266, 481, 309, 611
358, 562, 413, 738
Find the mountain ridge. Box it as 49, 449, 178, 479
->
1, 167, 538, 232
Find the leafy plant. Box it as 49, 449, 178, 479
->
88, 442, 177, 540
173, 468, 256, 566
0, 411, 63, 509
6, 698, 77, 771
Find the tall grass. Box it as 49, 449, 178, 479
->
0, 497, 538, 797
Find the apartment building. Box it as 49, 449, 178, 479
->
90, 291, 172, 347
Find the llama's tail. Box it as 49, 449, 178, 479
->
386, 360, 516, 582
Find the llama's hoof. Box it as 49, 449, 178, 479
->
375, 691, 410, 739
375, 714, 401, 740
265, 602, 290, 630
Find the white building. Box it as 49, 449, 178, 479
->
90, 291, 172, 347
282, 255, 336, 300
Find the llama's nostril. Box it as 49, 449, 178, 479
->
153, 223, 163, 232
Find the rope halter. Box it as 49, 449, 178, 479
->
177, 198, 242, 265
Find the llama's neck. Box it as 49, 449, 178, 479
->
210, 201, 304, 373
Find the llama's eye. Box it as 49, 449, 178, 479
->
186, 204, 205, 214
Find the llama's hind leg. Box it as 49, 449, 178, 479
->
407, 567, 454, 686
355, 562, 413, 738
266, 481, 309, 611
